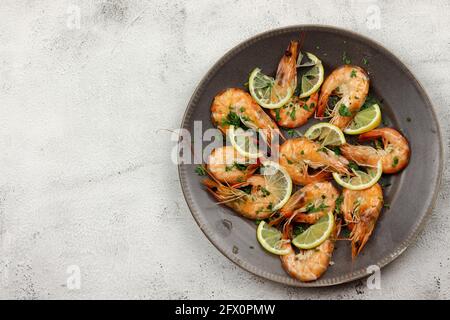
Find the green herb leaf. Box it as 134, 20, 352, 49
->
335, 194, 344, 215
331, 146, 341, 155
293, 224, 308, 236
374, 139, 383, 150
361, 95, 381, 110
348, 161, 360, 171
392, 156, 399, 167
305, 202, 329, 213
222, 111, 242, 128
275, 108, 281, 122
240, 185, 252, 195
341, 227, 351, 238
195, 165, 207, 176
260, 187, 271, 197
342, 51, 351, 64
289, 108, 296, 120
339, 104, 352, 117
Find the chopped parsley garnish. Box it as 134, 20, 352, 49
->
341, 227, 351, 238
289, 108, 296, 120
275, 108, 281, 122
334, 194, 344, 215
331, 146, 341, 155
384, 203, 391, 209
260, 187, 271, 197
234, 162, 248, 171
240, 185, 253, 195
302, 104, 311, 111
225, 162, 247, 172
339, 104, 352, 117
293, 224, 308, 236
267, 203, 273, 211
362, 57, 369, 65
287, 129, 298, 137
305, 202, 329, 213
348, 161, 360, 171
361, 95, 381, 110
374, 139, 383, 149
392, 156, 399, 167
350, 69, 357, 78
342, 51, 351, 64
195, 165, 207, 176
222, 111, 242, 128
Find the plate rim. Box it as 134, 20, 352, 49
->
177, 25, 444, 287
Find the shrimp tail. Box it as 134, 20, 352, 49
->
275, 41, 299, 91
279, 191, 305, 218
316, 92, 329, 118
358, 129, 384, 142
241, 159, 261, 182
350, 208, 378, 259
269, 191, 305, 226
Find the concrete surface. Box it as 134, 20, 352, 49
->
0, 0, 449, 299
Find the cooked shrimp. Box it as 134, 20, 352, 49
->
211, 88, 282, 145
277, 182, 339, 224
317, 66, 369, 129
279, 137, 350, 185
280, 219, 340, 282
273, 40, 299, 99
340, 184, 383, 258
270, 92, 318, 128
203, 175, 279, 220
340, 128, 410, 174
206, 146, 259, 184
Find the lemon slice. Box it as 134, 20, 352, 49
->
332, 160, 382, 191
304, 123, 346, 146
344, 104, 382, 135
260, 160, 293, 211
256, 221, 291, 255
228, 125, 262, 159
248, 68, 294, 109
298, 53, 324, 98
292, 211, 334, 249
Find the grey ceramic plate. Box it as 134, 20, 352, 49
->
178, 26, 443, 287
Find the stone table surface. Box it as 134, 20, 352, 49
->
0, 0, 449, 299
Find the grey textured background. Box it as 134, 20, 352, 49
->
0, 0, 449, 299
